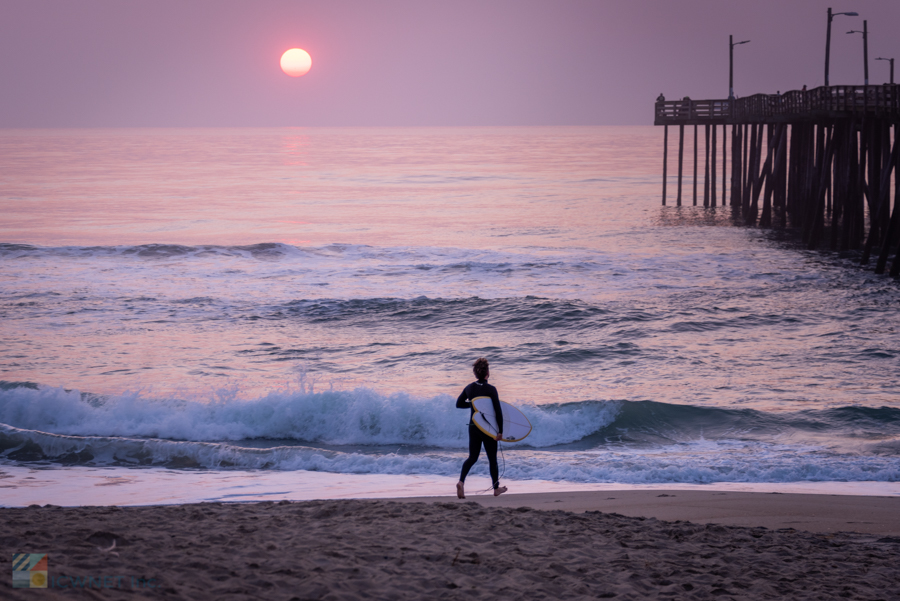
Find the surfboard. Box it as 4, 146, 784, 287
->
471, 396, 532, 442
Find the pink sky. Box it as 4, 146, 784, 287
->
1, 0, 896, 126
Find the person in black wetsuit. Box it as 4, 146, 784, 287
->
456, 357, 508, 499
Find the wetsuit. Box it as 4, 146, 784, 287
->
456, 379, 503, 489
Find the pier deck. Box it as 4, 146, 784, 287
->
655, 85, 900, 125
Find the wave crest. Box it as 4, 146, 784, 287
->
0, 383, 619, 448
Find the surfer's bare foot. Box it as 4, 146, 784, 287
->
493, 486, 508, 497
456, 481, 465, 499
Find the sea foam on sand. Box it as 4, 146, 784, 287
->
2, 464, 900, 508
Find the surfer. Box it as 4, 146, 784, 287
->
456, 357, 507, 499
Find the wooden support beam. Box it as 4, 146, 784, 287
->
711, 123, 717, 207
881, 121, 893, 234
787, 123, 799, 226
777, 124, 788, 228
748, 123, 765, 224
742, 124, 753, 217
802, 124, 825, 246
677, 124, 685, 206
693, 124, 699, 206
842, 122, 856, 250
808, 125, 834, 250
831, 123, 849, 250
760, 124, 779, 228
722, 124, 727, 205
743, 123, 750, 214
868, 123, 898, 269
890, 124, 900, 276
730, 125, 736, 206
845, 124, 864, 250
837, 123, 851, 250
853, 123, 868, 249
662, 125, 668, 206
704, 125, 710, 207
862, 122, 879, 253
741, 123, 756, 213
731, 124, 741, 206
802, 124, 816, 231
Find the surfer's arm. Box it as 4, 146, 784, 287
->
456, 389, 471, 409
491, 393, 503, 438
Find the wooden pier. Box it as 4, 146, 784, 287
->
655, 85, 900, 276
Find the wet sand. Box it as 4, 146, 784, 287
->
395, 489, 900, 536
2, 492, 899, 600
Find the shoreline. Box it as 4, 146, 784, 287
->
2, 464, 899, 508
2, 464, 899, 536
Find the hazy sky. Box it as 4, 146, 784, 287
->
1, 0, 896, 127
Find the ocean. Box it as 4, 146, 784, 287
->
1, 126, 899, 505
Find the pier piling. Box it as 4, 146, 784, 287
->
711, 124, 717, 207
704, 124, 711, 207
693, 124, 699, 206
677, 124, 685, 206
662, 125, 668, 205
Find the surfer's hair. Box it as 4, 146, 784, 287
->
473, 357, 490, 380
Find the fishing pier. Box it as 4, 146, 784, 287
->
655, 85, 900, 275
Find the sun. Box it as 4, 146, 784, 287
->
280, 48, 312, 77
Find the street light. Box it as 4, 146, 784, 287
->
875, 57, 894, 84
729, 35, 750, 99
847, 20, 869, 85
825, 8, 858, 86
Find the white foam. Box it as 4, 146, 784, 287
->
3, 387, 900, 484
0, 385, 619, 448
3, 421, 900, 486
1, 464, 898, 508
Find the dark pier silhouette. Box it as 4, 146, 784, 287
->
655, 85, 900, 276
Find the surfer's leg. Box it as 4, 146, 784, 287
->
483, 435, 502, 491
458, 424, 482, 484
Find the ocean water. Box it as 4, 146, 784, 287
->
1, 126, 899, 503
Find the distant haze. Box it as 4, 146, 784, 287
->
1, 0, 896, 127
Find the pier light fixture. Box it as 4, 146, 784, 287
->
729, 35, 750, 100
875, 57, 894, 85
847, 20, 869, 85
825, 8, 858, 86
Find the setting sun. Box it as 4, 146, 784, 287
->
280, 48, 312, 77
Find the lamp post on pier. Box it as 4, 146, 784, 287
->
875, 57, 894, 84
825, 7, 858, 86
847, 20, 869, 85
729, 35, 750, 99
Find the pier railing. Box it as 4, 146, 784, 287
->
655, 84, 900, 125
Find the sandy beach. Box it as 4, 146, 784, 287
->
2, 491, 899, 600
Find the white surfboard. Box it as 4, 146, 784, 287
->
471, 396, 532, 442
